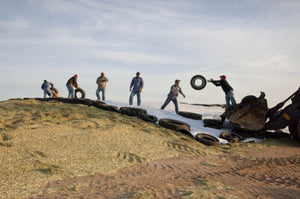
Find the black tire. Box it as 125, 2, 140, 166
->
178, 111, 202, 120
231, 132, 244, 141
67, 98, 92, 106
219, 132, 233, 141
195, 133, 219, 146
203, 119, 223, 129
50, 87, 59, 94
120, 107, 147, 117
53, 98, 71, 103
91, 101, 108, 109
190, 75, 207, 90
101, 105, 119, 112
137, 114, 158, 123
240, 95, 257, 105
158, 118, 190, 132
75, 88, 86, 99
50, 87, 59, 97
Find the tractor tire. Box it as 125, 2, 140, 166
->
195, 133, 219, 146
158, 118, 190, 132
178, 111, 202, 120
190, 75, 207, 90
75, 88, 86, 99
240, 95, 257, 105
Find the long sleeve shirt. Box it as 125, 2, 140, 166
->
41, 82, 53, 90
167, 84, 182, 99
66, 76, 78, 88
211, 79, 233, 94
130, 77, 144, 91
96, 76, 109, 89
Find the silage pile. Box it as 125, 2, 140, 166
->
0, 99, 214, 198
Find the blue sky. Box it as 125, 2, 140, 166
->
0, 0, 299, 107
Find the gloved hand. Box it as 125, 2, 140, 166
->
130, 88, 132, 92
140, 89, 142, 93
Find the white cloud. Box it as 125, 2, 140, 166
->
0, 0, 299, 106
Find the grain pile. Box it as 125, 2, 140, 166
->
0, 99, 212, 198
0, 99, 299, 199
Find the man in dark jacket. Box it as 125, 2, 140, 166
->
208, 75, 236, 109
41, 80, 54, 99
161, 79, 186, 114
129, 72, 144, 106
66, 74, 79, 98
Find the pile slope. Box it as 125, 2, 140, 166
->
0, 99, 299, 199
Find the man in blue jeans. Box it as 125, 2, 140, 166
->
161, 79, 186, 114
208, 75, 237, 109
96, 72, 109, 101
41, 80, 54, 99
129, 72, 144, 106
66, 74, 79, 98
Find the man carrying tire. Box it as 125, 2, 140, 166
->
161, 79, 186, 114
208, 75, 236, 109
129, 72, 144, 106
66, 74, 79, 98
41, 80, 54, 99
96, 72, 109, 101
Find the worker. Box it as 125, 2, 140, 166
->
66, 74, 79, 98
96, 72, 109, 101
41, 80, 54, 99
129, 72, 144, 106
161, 79, 186, 114
208, 75, 236, 109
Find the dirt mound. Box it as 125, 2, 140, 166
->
28, 148, 300, 199
0, 99, 299, 199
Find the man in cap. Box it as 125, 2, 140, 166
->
161, 79, 185, 114
208, 75, 236, 109
41, 80, 54, 99
96, 72, 109, 101
129, 72, 144, 106
66, 74, 79, 98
